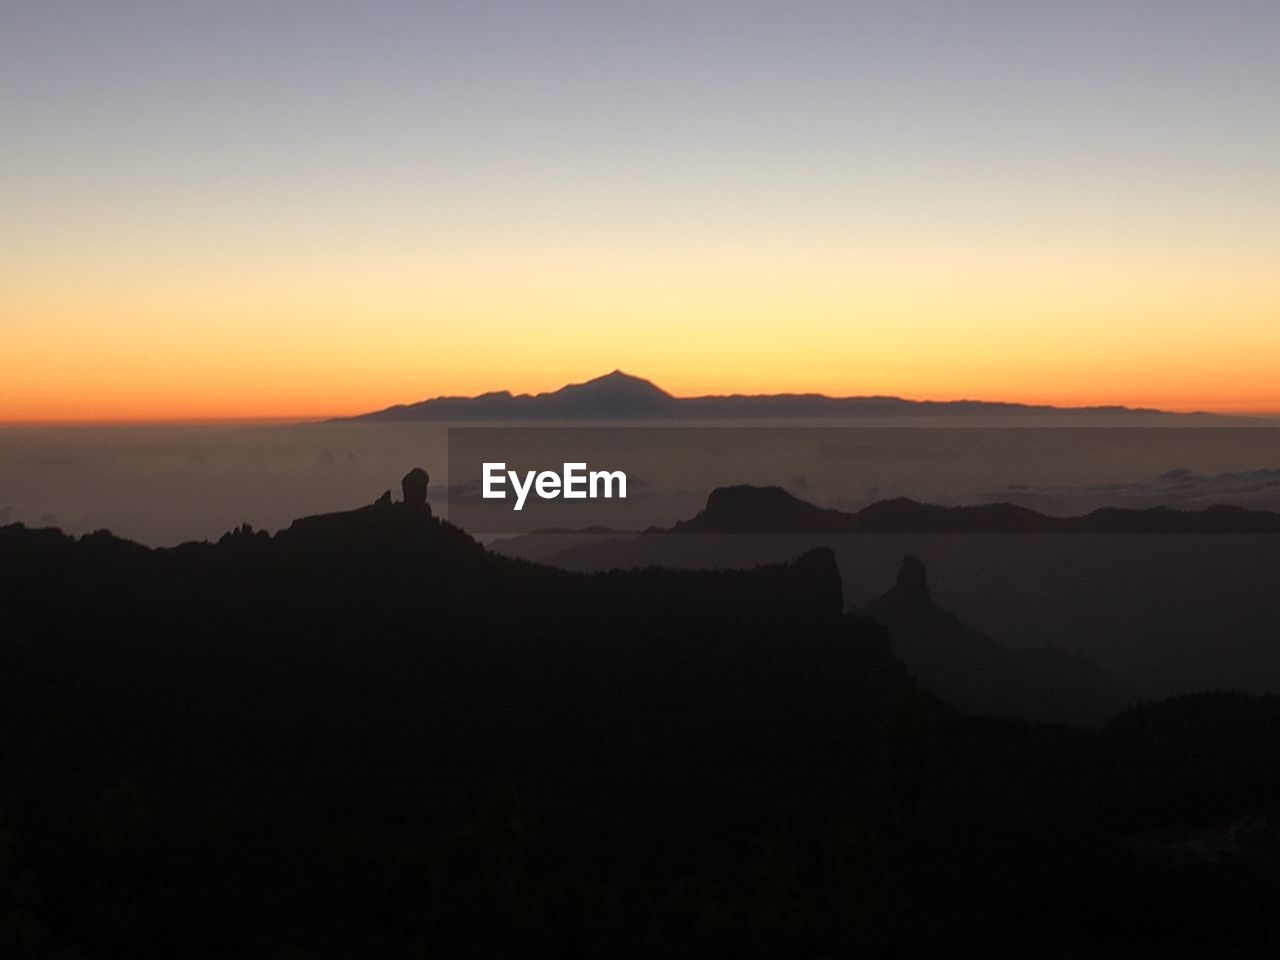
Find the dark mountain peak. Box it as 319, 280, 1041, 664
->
854, 497, 931, 522
577, 368, 668, 392
705, 484, 807, 513
674, 484, 841, 533
865, 554, 934, 615
890, 554, 933, 608
549, 370, 674, 409
792, 546, 845, 615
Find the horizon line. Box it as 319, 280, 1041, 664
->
7, 409, 1280, 427
4, 370, 1280, 425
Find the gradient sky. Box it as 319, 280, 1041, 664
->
2, 1, 1278, 420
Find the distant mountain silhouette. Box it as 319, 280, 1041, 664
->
670, 485, 1280, 534
865, 556, 1129, 725
338, 370, 1192, 421
343, 370, 676, 420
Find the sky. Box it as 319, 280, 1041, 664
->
2, 0, 1278, 421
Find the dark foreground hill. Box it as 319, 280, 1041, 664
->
3, 483, 1280, 957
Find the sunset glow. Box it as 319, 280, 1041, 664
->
3, 2, 1278, 421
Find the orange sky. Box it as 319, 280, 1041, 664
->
4, 5, 1278, 423
4, 237, 1278, 422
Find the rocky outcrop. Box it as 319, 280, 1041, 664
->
401, 467, 430, 511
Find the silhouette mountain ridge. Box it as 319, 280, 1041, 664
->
0, 483, 864, 633
336, 371, 1207, 421
667, 485, 1280, 534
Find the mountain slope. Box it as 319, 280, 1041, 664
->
864, 555, 1129, 724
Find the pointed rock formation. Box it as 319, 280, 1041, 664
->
866, 555, 1127, 725
402, 467, 430, 511
886, 554, 932, 608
